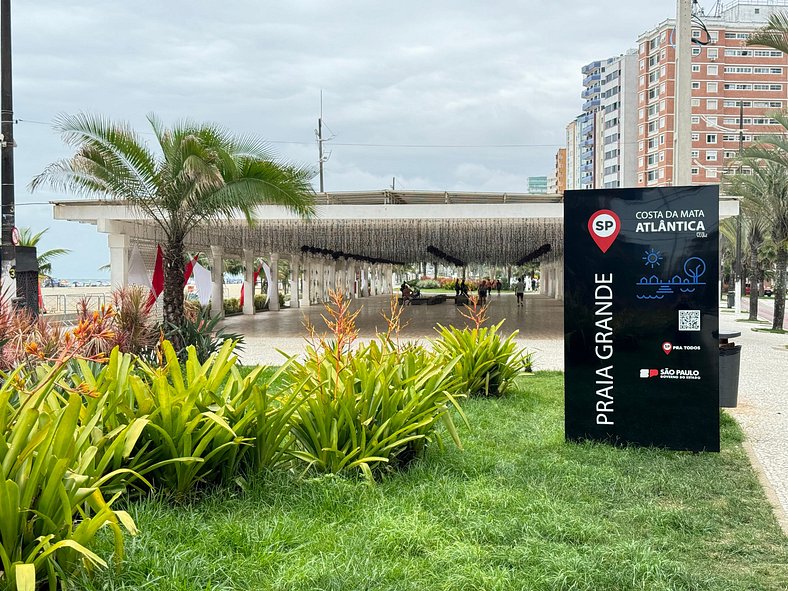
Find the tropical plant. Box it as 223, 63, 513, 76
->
433, 297, 533, 397
31, 113, 316, 326
17, 227, 71, 276
285, 291, 465, 479
130, 340, 250, 497
159, 306, 244, 364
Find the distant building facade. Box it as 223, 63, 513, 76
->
565, 115, 583, 190
554, 148, 567, 193
526, 176, 549, 193
579, 51, 639, 189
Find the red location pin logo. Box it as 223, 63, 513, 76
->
662, 342, 672, 355
588, 210, 621, 253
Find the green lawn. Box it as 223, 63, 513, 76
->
78, 373, 787, 591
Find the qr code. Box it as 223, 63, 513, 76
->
678, 310, 701, 331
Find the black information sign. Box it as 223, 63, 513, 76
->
564, 186, 720, 452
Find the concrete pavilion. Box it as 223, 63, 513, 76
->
53, 189, 739, 317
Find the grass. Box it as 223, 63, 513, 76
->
736, 318, 770, 324
76, 373, 787, 591
753, 328, 788, 334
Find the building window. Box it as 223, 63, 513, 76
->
692, 47, 701, 56
659, 151, 665, 162
638, 157, 644, 167
691, 167, 700, 175
660, 99, 666, 111
707, 168, 718, 178
707, 117, 717, 127
691, 98, 700, 107
659, 116, 665, 128
692, 64, 700, 72
706, 99, 718, 110
692, 82, 700, 89
638, 141, 644, 151
707, 82, 718, 93
706, 134, 717, 144
659, 134, 665, 145
691, 150, 700, 158
692, 133, 700, 141
707, 151, 718, 161
691, 116, 700, 124
708, 48, 718, 59
639, 108, 644, 119
707, 64, 718, 75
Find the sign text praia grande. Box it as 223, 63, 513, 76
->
564, 186, 720, 452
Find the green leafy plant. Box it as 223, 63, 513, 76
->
226, 362, 304, 471
285, 291, 465, 480
131, 340, 251, 497
434, 297, 533, 397
0, 364, 138, 591
160, 307, 244, 364
223, 298, 241, 315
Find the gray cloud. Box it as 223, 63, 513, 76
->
11, 0, 676, 278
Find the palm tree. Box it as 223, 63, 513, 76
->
31, 113, 316, 324
726, 160, 788, 330
17, 227, 70, 276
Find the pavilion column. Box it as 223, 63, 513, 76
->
343, 261, 351, 299
328, 261, 336, 298
289, 256, 300, 309
375, 266, 381, 295
556, 260, 564, 300
302, 259, 311, 307
210, 245, 224, 319
108, 233, 129, 289
353, 264, 360, 298
243, 248, 255, 315
269, 252, 280, 311
365, 266, 372, 297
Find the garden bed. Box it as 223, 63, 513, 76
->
79, 373, 788, 590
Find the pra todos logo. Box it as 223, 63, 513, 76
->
588, 210, 621, 253
661, 342, 701, 355
640, 368, 701, 380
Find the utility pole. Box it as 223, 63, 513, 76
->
672, 0, 693, 186
1, 0, 16, 299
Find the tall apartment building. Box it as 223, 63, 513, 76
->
565, 116, 583, 190
579, 51, 639, 189
637, 0, 788, 186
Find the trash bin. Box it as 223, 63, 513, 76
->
726, 291, 735, 308
719, 331, 742, 408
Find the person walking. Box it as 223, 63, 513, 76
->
514, 277, 526, 307
454, 279, 460, 297
496, 279, 502, 296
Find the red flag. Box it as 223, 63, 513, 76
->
146, 245, 164, 309
183, 255, 199, 286
239, 263, 263, 308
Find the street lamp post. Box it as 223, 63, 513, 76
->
735, 101, 744, 314
0, 0, 16, 300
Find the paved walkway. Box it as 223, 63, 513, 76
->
223, 292, 563, 369
222, 292, 787, 530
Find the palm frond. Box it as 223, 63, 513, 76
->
747, 12, 788, 54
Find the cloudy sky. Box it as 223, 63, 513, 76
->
12, 0, 683, 279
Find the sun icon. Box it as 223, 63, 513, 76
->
642, 248, 663, 268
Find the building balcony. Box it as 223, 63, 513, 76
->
581, 86, 600, 99
582, 98, 601, 112
581, 121, 594, 133
583, 73, 601, 86
581, 61, 601, 75
580, 138, 594, 147
580, 163, 593, 173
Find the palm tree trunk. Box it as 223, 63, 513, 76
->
748, 247, 760, 321
163, 238, 186, 326
773, 245, 787, 331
